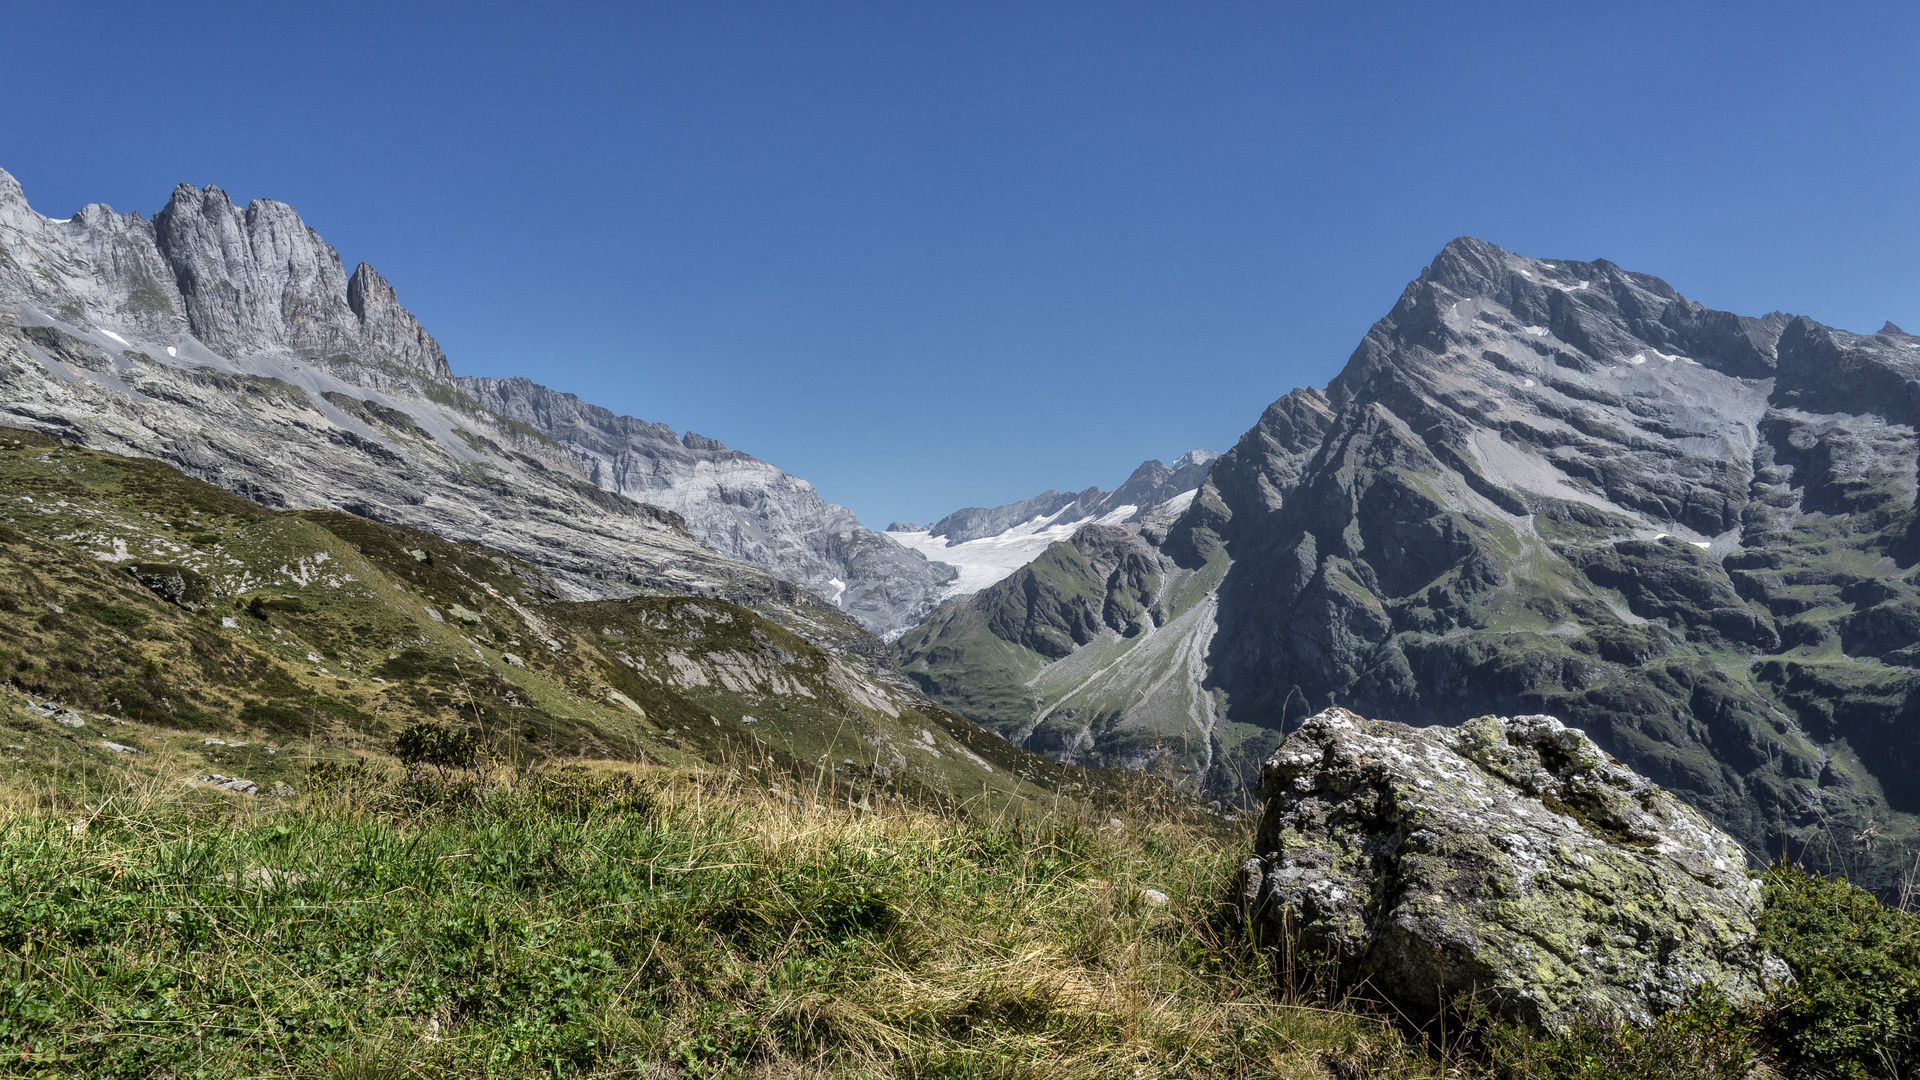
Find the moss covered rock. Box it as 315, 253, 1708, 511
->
1243, 707, 1788, 1029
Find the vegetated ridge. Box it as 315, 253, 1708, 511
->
0, 425, 1188, 815
897, 237, 1920, 894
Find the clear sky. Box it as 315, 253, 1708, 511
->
3, 2, 1915, 527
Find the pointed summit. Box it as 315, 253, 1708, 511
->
0, 167, 26, 208
1419, 236, 1514, 294
141, 181, 456, 379
347, 262, 451, 379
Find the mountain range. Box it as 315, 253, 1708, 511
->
0, 168, 953, 637
7, 166, 1919, 894
897, 237, 1920, 893
884, 449, 1216, 599
0, 421, 1172, 815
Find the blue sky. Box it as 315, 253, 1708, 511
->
4, 1, 1915, 526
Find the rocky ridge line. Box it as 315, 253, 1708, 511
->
0, 166, 953, 637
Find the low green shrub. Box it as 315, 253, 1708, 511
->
73, 600, 148, 630
394, 722, 490, 777
1478, 998, 1760, 1080
1759, 863, 1920, 1078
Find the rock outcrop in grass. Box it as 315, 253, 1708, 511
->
1243, 708, 1788, 1029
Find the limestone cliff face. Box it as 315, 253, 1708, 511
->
0, 173, 451, 381
459, 376, 956, 636
900, 237, 1920, 893
0, 167, 951, 637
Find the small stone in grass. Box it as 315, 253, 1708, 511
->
197, 773, 259, 795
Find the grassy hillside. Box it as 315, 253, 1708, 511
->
3, 697, 1917, 1078
0, 682, 1407, 1078
0, 426, 1186, 815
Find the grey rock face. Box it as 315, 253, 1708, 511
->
457, 376, 957, 636
0, 167, 946, 638
1244, 707, 1782, 1029
0, 173, 451, 381
1186, 238, 1920, 879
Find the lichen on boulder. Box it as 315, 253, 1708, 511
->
1242, 707, 1788, 1029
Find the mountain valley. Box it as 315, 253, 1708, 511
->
6, 164, 1920, 894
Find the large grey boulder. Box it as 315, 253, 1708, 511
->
1242, 707, 1786, 1028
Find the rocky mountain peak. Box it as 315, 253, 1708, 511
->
346, 262, 451, 380
901, 234, 1920, 892
1334, 238, 1792, 414
0, 167, 26, 209
1417, 235, 1514, 296
0, 166, 955, 636
146, 181, 450, 380
924, 449, 1219, 549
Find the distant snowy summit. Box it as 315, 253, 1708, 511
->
888, 450, 1217, 597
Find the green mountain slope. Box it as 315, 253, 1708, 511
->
896, 520, 1237, 790
0, 426, 1174, 813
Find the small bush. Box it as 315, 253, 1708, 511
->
1479, 998, 1760, 1080
377, 646, 452, 681
73, 600, 148, 630
1758, 863, 1920, 1078
306, 756, 382, 794
240, 699, 309, 732
522, 766, 655, 818
394, 723, 492, 801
